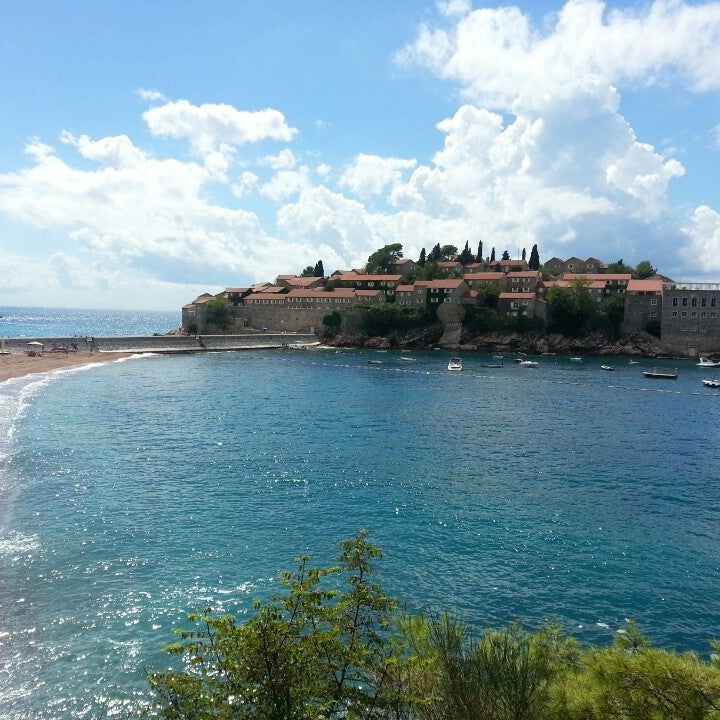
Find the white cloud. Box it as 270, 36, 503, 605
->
316, 163, 332, 177
339, 154, 418, 198
260, 167, 311, 201
258, 148, 298, 170
397, 0, 720, 108
437, 0, 471, 18
143, 99, 298, 157
136, 88, 168, 102
682, 205, 720, 273
231, 171, 259, 198
60, 131, 148, 167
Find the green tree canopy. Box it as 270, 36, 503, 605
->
546, 282, 598, 336
300, 265, 316, 277
606, 258, 634, 274
366, 243, 403, 273
418, 247, 426, 267
204, 297, 231, 330
458, 241, 474, 264
313, 260, 325, 277
440, 244, 458, 261
501, 249, 510, 260
490, 247, 496, 262
633, 260, 657, 279
427, 243, 442, 263
599, 292, 625, 339
476, 240, 484, 263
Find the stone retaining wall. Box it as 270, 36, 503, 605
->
1, 333, 319, 354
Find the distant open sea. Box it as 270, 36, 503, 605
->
0, 306, 179, 338
1, 310, 720, 718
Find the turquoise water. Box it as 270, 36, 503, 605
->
0, 306, 179, 338
1, 349, 720, 718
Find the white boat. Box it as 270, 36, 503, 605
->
697, 356, 720, 367
702, 379, 720, 388
448, 357, 463, 371
569, 357, 582, 362
399, 356, 416, 362
600, 364, 615, 371
629, 360, 639, 365
518, 360, 539, 368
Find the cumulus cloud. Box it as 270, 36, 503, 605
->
339, 154, 418, 198
397, 0, 720, 108
259, 148, 298, 169
260, 167, 312, 201
143, 99, 297, 156
683, 205, 720, 273
231, 171, 259, 198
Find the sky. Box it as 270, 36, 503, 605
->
2, 0, 720, 310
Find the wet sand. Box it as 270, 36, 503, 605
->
0, 350, 132, 384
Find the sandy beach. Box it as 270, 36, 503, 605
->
0, 350, 133, 384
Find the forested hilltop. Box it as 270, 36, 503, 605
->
147, 533, 720, 720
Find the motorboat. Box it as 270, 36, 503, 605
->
399, 356, 416, 362
448, 357, 463, 371
367, 359, 383, 365
697, 357, 720, 367
702, 379, 720, 388
482, 362, 503, 368
518, 360, 539, 368
600, 365, 615, 371
629, 360, 639, 365
642, 368, 678, 380
569, 357, 582, 362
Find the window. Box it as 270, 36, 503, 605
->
701, 325, 707, 331
702, 298, 707, 307
691, 311, 697, 318
692, 297, 698, 307
681, 325, 687, 331
702, 311, 706, 318
681, 311, 687, 317
691, 325, 697, 331
672, 297, 678, 307
672, 311, 677, 317
712, 312, 717, 318
650, 298, 657, 305
682, 297, 688, 306
650, 312, 657, 318
713, 298, 717, 308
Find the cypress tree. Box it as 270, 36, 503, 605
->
522, 247, 526, 261
313, 260, 325, 277
528, 244, 540, 270
418, 248, 426, 267
476, 241, 483, 263
490, 247, 496, 262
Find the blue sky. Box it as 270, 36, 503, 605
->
1, 0, 720, 309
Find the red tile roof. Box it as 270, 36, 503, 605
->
396, 285, 415, 292
499, 292, 536, 299
334, 273, 403, 282
506, 271, 541, 279
464, 272, 503, 281
224, 287, 249, 294
425, 279, 467, 289
626, 279, 663, 293
563, 273, 631, 281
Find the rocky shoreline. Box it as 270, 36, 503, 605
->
326, 328, 681, 358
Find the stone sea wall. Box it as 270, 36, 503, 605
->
2, 333, 319, 354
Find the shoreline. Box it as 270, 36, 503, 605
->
0, 350, 134, 384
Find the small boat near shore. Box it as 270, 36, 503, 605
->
482, 362, 503, 368
569, 357, 582, 362
518, 360, 539, 368
448, 357, 462, 371
600, 364, 615, 371
697, 356, 720, 367
367, 359, 383, 365
643, 368, 678, 380
702, 378, 720, 388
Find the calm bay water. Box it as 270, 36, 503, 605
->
0, 306, 179, 338
1, 349, 720, 718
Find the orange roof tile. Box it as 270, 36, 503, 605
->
627, 279, 663, 293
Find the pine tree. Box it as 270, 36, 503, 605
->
476, 241, 483, 263
490, 247, 496, 262
313, 260, 325, 277
458, 240, 473, 264
501, 249, 510, 260
418, 248, 426, 267
528, 244, 540, 270
428, 243, 442, 263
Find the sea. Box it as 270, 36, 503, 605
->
1, 308, 720, 718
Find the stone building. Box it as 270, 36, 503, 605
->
623, 279, 662, 333
661, 283, 720, 355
